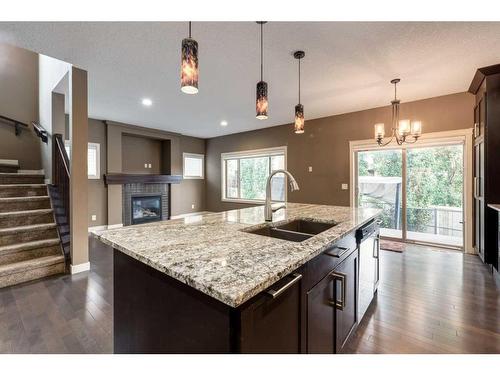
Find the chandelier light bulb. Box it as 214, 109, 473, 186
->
398, 119, 411, 136
411, 120, 422, 136
374, 123, 385, 139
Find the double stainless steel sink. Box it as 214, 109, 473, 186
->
246, 219, 337, 242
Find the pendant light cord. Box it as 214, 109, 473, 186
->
298, 58, 301, 104
394, 81, 397, 101
260, 22, 263, 81
188, 21, 192, 38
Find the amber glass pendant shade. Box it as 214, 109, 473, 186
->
256, 80, 268, 120
181, 37, 199, 94
294, 104, 304, 134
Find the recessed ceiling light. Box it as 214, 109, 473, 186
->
142, 98, 153, 107
220, 120, 228, 127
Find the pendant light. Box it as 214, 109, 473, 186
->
181, 21, 199, 94
256, 21, 268, 120
374, 79, 423, 146
294, 50, 305, 134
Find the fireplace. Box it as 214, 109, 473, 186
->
131, 195, 162, 225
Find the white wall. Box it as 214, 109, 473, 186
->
38, 54, 70, 182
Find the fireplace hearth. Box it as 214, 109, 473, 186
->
131, 195, 162, 225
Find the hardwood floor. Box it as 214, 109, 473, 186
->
0, 238, 498, 353
0, 236, 112, 353
345, 244, 500, 354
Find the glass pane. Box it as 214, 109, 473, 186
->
88, 147, 97, 177
271, 155, 284, 171
184, 156, 203, 177
226, 159, 239, 199
240, 156, 269, 200
271, 155, 285, 201
406, 144, 463, 247
357, 149, 403, 239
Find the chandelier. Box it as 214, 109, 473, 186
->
374, 79, 422, 146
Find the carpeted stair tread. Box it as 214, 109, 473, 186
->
0, 195, 50, 202
0, 208, 53, 218
0, 222, 56, 235
0, 183, 46, 188
0, 238, 60, 255
0, 255, 65, 277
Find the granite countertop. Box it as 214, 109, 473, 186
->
95, 203, 381, 307
488, 204, 500, 212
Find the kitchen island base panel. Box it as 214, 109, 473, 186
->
113, 249, 235, 354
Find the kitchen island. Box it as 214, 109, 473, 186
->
96, 203, 381, 353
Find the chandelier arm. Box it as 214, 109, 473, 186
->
377, 134, 396, 147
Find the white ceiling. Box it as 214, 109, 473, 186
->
0, 22, 499, 138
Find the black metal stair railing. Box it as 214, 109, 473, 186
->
53, 133, 71, 261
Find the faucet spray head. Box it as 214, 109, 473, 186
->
289, 177, 300, 191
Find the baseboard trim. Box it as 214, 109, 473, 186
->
70, 262, 90, 274
88, 225, 108, 233
170, 211, 212, 219
107, 223, 124, 229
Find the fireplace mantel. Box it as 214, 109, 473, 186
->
104, 174, 182, 185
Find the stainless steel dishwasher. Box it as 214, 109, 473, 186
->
356, 219, 380, 322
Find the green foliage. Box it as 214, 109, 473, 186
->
240, 157, 269, 200
358, 145, 463, 233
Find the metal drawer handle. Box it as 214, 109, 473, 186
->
266, 273, 302, 299
324, 246, 349, 258
329, 271, 346, 310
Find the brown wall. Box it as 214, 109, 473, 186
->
88, 119, 108, 227
205, 92, 475, 212
173, 136, 206, 215
0, 43, 41, 169
122, 134, 162, 174
86, 119, 206, 228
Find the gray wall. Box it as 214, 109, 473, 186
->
205, 92, 475, 212
0, 43, 41, 169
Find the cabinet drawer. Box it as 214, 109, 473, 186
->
238, 269, 303, 353
303, 232, 356, 291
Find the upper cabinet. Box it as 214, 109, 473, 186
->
469, 64, 500, 270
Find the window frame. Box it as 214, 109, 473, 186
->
64, 140, 101, 180
87, 142, 101, 180
183, 152, 205, 179
220, 146, 287, 204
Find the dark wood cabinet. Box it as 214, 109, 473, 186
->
305, 247, 359, 354
469, 64, 500, 271
306, 271, 335, 353
113, 228, 370, 353
334, 250, 358, 353
239, 272, 303, 353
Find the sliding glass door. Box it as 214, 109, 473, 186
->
355, 142, 464, 249
406, 144, 464, 247
357, 149, 403, 239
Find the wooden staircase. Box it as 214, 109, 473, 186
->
0, 170, 66, 288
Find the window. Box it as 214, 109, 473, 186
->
64, 141, 101, 179
87, 143, 100, 179
183, 153, 204, 179
221, 147, 286, 203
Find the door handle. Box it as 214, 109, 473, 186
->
474, 177, 479, 199
373, 236, 380, 259
474, 122, 479, 138
329, 271, 346, 310
266, 273, 302, 299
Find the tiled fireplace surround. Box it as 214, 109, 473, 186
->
122, 183, 170, 226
